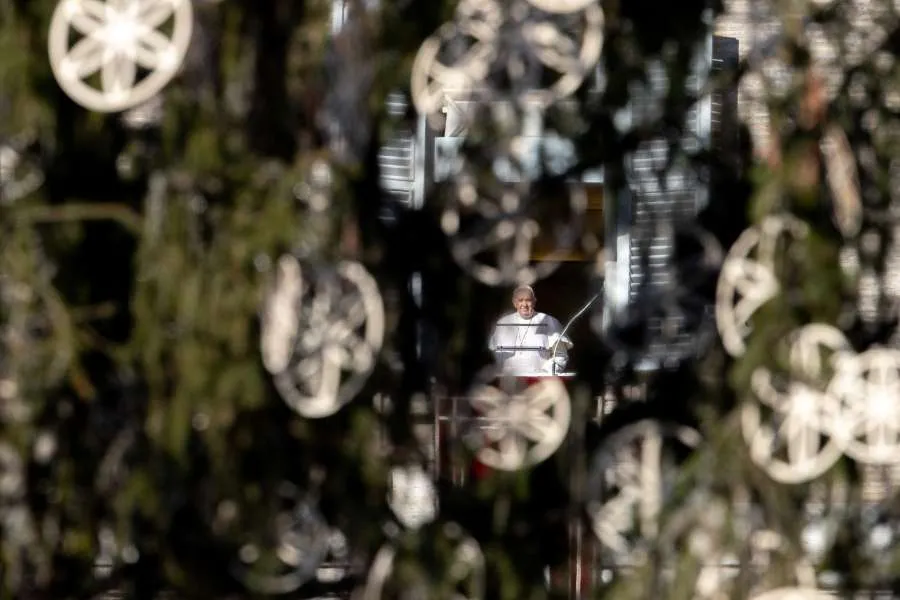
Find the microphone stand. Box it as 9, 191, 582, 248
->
550, 288, 603, 375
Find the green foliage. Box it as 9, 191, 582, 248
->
2, 0, 899, 598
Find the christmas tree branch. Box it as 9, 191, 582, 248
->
14, 202, 143, 235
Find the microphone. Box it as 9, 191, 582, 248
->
550, 287, 604, 375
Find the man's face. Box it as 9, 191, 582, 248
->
513, 292, 535, 318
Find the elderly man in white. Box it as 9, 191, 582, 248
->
488, 285, 572, 375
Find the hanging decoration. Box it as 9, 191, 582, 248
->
463, 376, 571, 471
826, 347, 900, 465
585, 420, 701, 565
440, 170, 588, 286
0, 141, 44, 205
47, 0, 194, 113
260, 255, 385, 419
523, 0, 598, 15
715, 215, 809, 357
387, 463, 438, 531
360, 522, 485, 600
744, 323, 900, 484
743, 324, 851, 484
230, 486, 333, 596
410, 0, 603, 124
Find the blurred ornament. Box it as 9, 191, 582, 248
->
0, 142, 44, 204
315, 529, 355, 585
827, 347, 900, 465
750, 588, 831, 600
410, 5, 500, 127
524, 0, 597, 14
820, 126, 862, 239
120, 94, 164, 129
744, 324, 851, 484
47, 0, 193, 113
689, 516, 818, 598
465, 376, 570, 471
260, 255, 385, 418
499, 1, 604, 107
0, 376, 27, 423
603, 224, 722, 367
745, 530, 818, 592
361, 522, 485, 600
387, 464, 438, 530
0, 275, 72, 387
440, 171, 587, 286
411, 0, 603, 123
93, 525, 118, 579
585, 420, 700, 565
232, 490, 332, 595
716, 215, 808, 357
0, 442, 24, 502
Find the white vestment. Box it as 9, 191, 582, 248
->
488, 312, 571, 375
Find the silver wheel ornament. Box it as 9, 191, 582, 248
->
690, 523, 818, 599
387, 463, 438, 531
506, 2, 604, 107
750, 588, 832, 600
0, 141, 44, 204
411, 0, 603, 120
826, 348, 900, 465
715, 215, 808, 357
230, 486, 332, 595
0, 273, 73, 389
465, 376, 571, 471
260, 255, 385, 419
585, 420, 701, 564
360, 523, 485, 600
743, 324, 852, 484
523, 0, 598, 15
47, 0, 194, 113
410, 19, 498, 129
440, 171, 588, 286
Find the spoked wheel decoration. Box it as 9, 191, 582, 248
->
411, 0, 604, 120
743, 324, 852, 484
441, 171, 588, 286
0, 140, 44, 205
410, 11, 499, 127
585, 420, 701, 565
715, 215, 808, 357
230, 485, 333, 596
361, 522, 485, 600
260, 255, 385, 419
0, 273, 73, 389
493, 0, 604, 107
523, 0, 598, 15
827, 347, 900, 466
48, 0, 194, 112
464, 376, 571, 471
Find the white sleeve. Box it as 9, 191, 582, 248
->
488, 322, 500, 351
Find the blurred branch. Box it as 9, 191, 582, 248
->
68, 302, 119, 323
15, 202, 143, 235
